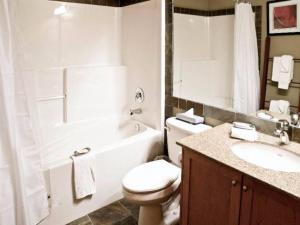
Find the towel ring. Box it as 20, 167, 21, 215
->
73, 147, 91, 157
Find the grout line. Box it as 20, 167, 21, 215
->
118, 200, 139, 223
118, 200, 132, 216
87, 215, 94, 225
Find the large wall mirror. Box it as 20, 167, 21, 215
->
172, 0, 300, 126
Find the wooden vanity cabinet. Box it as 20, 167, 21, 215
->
181, 148, 300, 225
239, 176, 300, 225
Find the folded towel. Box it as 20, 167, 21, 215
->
257, 111, 273, 120
278, 72, 292, 90
231, 126, 258, 142
269, 100, 290, 115
272, 55, 294, 90
280, 55, 294, 74
71, 153, 96, 199
272, 57, 281, 82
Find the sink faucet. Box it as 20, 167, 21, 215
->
274, 119, 290, 145
130, 108, 142, 116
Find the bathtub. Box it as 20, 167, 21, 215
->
40, 118, 163, 225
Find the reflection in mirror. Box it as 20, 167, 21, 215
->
173, 0, 300, 127
173, 2, 235, 111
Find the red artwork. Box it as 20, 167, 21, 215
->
273, 5, 297, 29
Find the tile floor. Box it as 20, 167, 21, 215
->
67, 199, 139, 225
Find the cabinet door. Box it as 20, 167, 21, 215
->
240, 175, 300, 225
181, 148, 242, 225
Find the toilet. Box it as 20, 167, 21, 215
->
122, 117, 211, 225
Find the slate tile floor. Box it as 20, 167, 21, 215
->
67, 199, 139, 225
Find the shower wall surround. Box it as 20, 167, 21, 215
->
165, 0, 300, 143
18, 0, 163, 156
49, 0, 149, 7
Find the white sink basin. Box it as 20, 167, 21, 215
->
231, 142, 300, 172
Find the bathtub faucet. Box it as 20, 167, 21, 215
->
130, 108, 142, 116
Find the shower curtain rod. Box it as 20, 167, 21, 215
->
234, 0, 250, 3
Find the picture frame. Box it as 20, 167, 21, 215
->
267, 0, 300, 35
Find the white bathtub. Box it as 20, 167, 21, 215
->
41, 118, 163, 225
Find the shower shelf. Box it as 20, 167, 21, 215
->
37, 95, 66, 102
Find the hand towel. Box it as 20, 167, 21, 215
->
269, 100, 290, 115
278, 72, 292, 90
272, 55, 294, 89
272, 57, 281, 82
230, 126, 258, 142
71, 153, 96, 199
257, 111, 273, 120
280, 55, 294, 74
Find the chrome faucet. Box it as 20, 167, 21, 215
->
291, 113, 299, 126
274, 119, 290, 145
130, 108, 142, 116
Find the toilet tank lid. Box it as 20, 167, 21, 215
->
166, 117, 212, 135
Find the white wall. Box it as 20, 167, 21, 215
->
173, 14, 211, 97
174, 13, 234, 110
122, 0, 163, 130
17, 0, 122, 69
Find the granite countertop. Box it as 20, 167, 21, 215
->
177, 123, 300, 199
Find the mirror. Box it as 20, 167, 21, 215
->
173, 0, 300, 127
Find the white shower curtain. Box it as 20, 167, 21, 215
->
0, 0, 49, 224
233, 3, 260, 115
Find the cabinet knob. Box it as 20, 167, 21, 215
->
243, 185, 248, 192
232, 180, 237, 186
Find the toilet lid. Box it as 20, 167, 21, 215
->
122, 160, 180, 193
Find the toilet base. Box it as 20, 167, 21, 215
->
138, 205, 165, 225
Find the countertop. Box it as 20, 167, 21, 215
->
177, 123, 300, 199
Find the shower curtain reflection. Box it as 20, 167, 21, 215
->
233, 2, 260, 114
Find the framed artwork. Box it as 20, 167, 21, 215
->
267, 0, 300, 35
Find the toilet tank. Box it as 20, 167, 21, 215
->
166, 117, 211, 166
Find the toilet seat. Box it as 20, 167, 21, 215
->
123, 160, 180, 194
123, 175, 181, 205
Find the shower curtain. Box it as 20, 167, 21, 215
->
233, 3, 260, 115
0, 0, 49, 224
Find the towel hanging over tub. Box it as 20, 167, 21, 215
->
71, 152, 96, 199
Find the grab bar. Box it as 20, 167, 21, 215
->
72, 147, 91, 157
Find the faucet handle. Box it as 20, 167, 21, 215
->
291, 113, 299, 126
277, 119, 289, 131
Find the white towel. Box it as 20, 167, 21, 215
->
278, 72, 292, 90
272, 57, 281, 82
231, 126, 258, 142
71, 154, 96, 199
257, 111, 273, 120
269, 100, 290, 115
272, 55, 294, 90
280, 55, 294, 74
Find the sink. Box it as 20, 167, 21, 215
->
231, 142, 300, 172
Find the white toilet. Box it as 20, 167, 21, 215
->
122, 117, 211, 225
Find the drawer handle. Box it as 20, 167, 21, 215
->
243, 185, 248, 192
232, 180, 237, 186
